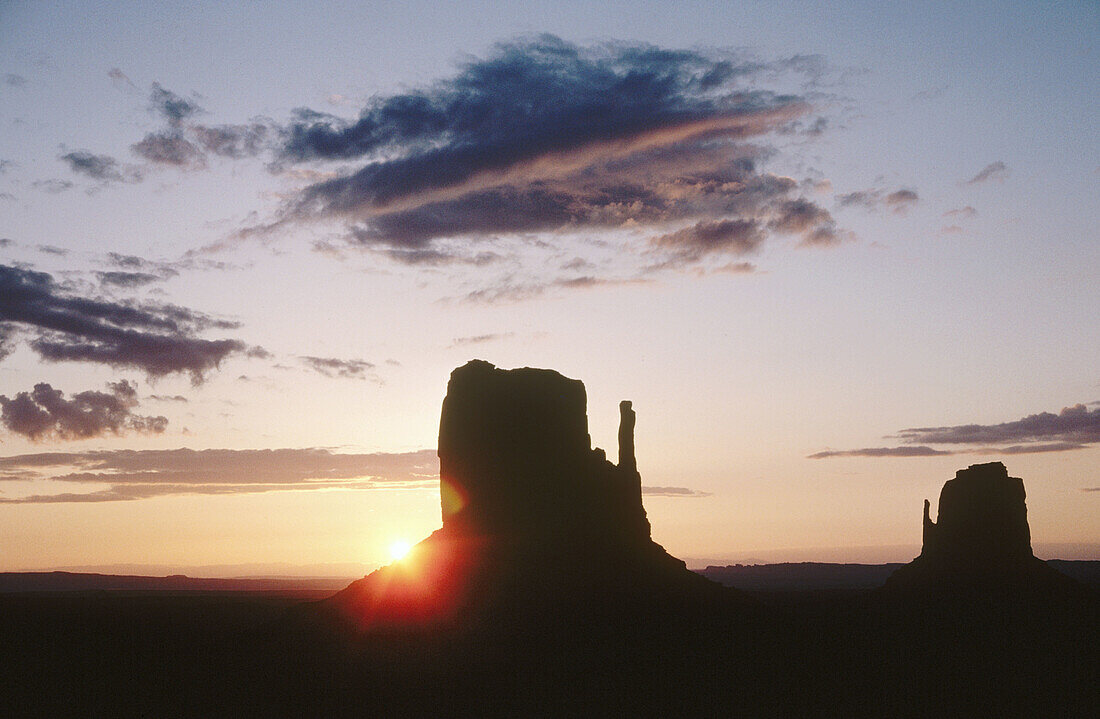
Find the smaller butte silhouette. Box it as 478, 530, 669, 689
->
884, 461, 1075, 593
325, 360, 730, 631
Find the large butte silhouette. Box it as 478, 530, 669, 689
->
323, 360, 731, 630
884, 461, 1075, 592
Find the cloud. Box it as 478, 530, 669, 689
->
273, 36, 836, 271
943, 206, 977, 219
883, 189, 918, 212
0, 263, 250, 382
0, 447, 438, 503
807, 446, 952, 459
32, 179, 74, 194
95, 271, 166, 289
191, 123, 269, 159
128, 83, 269, 168
59, 150, 141, 183
836, 187, 918, 214
149, 82, 203, 127
450, 332, 514, 347
131, 131, 205, 168
300, 356, 375, 379
965, 161, 1008, 184
811, 403, 1100, 458
1082, 488, 1100, 493
5, 74, 27, 87
641, 486, 711, 497
896, 403, 1100, 446
0, 380, 167, 441
104, 251, 230, 276
457, 275, 651, 303
108, 67, 137, 90
148, 394, 188, 403
653, 219, 765, 265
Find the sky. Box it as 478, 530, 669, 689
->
1, 0, 1097, 574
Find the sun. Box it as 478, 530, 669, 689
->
389, 540, 412, 562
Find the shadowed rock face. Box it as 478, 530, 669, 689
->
921, 462, 1032, 567
438, 359, 649, 544
327, 360, 727, 630
887, 462, 1072, 592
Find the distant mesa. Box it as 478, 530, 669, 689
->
884, 462, 1076, 592
325, 360, 730, 630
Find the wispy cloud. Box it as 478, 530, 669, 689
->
810, 403, 1100, 459
0, 263, 253, 382
59, 150, 142, 184
836, 187, 919, 214
641, 485, 711, 497
0, 448, 438, 503
807, 446, 951, 459
965, 161, 1008, 185
450, 332, 514, 347
943, 206, 977, 219
299, 356, 375, 379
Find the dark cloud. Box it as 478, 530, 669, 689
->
95, 271, 165, 288
131, 131, 205, 167
191, 123, 269, 159
0, 447, 438, 503
0, 380, 167, 441
148, 394, 188, 403
1082, 488, 1100, 493
149, 82, 202, 127
0, 323, 19, 361
653, 218, 765, 264
965, 161, 1008, 184
896, 403, 1100, 446
59, 150, 141, 183
807, 446, 952, 459
769, 197, 836, 233
36, 245, 68, 256
0, 263, 250, 382
274, 36, 836, 270
811, 403, 1100, 459
5, 74, 27, 87
300, 356, 375, 379
104, 251, 227, 276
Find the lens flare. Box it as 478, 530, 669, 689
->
389, 540, 412, 562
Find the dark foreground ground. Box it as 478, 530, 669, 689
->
3, 576, 1096, 718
